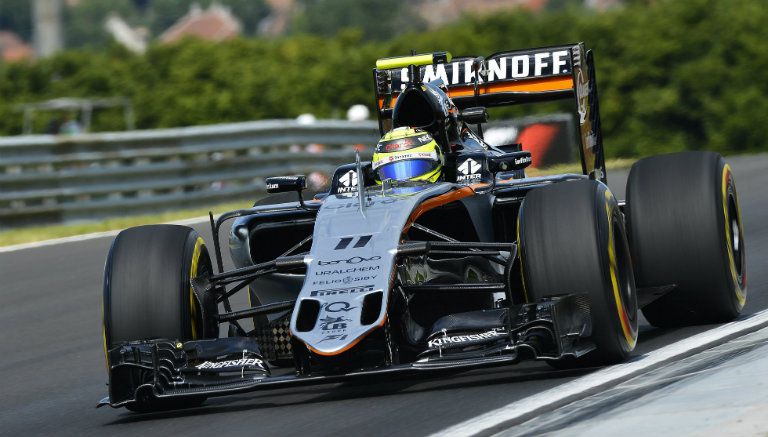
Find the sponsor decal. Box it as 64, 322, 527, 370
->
427, 86, 441, 99
427, 330, 502, 348
584, 131, 597, 149
319, 315, 351, 331
575, 69, 591, 125
392, 49, 571, 90
457, 158, 482, 182
322, 301, 356, 312
309, 284, 376, 297
313, 279, 338, 286
426, 86, 450, 116
344, 274, 374, 284
195, 358, 265, 370
266, 183, 279, 190
315, 265, 380, 276
372, 151, 438, 170
324, 198, 401, 210
382, 138, 415, 152
514, 156, 532, 166
378, 135, 433, 153
337, 170, 358, 194
318, 255, 382, 266
319, 334, 348, 343
269, 176, 299, 183
312, 275, 377, 286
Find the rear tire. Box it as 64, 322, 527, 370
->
518, 179, 639, 366
103, 225, 216, 411
627, 151, 746, 327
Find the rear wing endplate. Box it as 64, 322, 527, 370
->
373, 43, 606, 181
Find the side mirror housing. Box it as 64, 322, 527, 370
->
265, 175, 306, 194
488, 151, 532, 173
459, 107, 488, 124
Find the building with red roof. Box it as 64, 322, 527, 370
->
160, 3, 242, 44
0, 31, 33, 62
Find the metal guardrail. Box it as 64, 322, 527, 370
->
0, 114, 575, 227
0, 119, 380, 226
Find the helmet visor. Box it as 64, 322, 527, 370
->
377, 159, 439, 182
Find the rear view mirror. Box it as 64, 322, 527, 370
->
459, 107, 488, 124
265, 175, 306, 194
488, 151, 532, 173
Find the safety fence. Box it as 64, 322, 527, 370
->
0, 114, 574, 227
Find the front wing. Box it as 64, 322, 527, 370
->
100, 294, 593, 409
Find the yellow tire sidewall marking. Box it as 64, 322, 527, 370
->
604, 189, 637, 349
102, 314, 109, 370
189, 237, 205, 340
721, 164, 746, 308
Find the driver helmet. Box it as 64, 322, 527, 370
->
372, 127, 443, 184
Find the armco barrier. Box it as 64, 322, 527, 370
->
0, 119, 380, 226
0, 114, 574, 227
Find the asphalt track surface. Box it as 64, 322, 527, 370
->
1, 154, 766, 437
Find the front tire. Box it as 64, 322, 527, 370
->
518, 179, 639, 366
103, 225, 216, 411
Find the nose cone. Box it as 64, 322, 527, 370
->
289, 183, 450, 357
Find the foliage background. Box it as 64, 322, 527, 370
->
0, 0, 766, 158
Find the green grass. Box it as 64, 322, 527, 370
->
0, 200, 253, 247
0, 158, 636, 248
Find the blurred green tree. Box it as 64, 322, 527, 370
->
64, 0, 138, 48
1, 0, 767, 159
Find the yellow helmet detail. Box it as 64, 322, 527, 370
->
372, 127, 444, 184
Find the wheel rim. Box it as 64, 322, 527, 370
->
193, 247, 214, 338
613, 216, 638, 327
727, 194, 744, 283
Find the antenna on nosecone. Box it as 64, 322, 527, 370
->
355, 151, 366, 218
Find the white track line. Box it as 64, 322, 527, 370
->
0, 215, 211, 254
432, 308, 768, 437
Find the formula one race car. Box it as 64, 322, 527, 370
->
100, 43, 747, 411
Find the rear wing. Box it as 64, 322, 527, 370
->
373, 43, 606, 181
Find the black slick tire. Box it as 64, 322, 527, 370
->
518, 179, 639, 366
103, 224, 215, 412
627, 151, 746, 327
